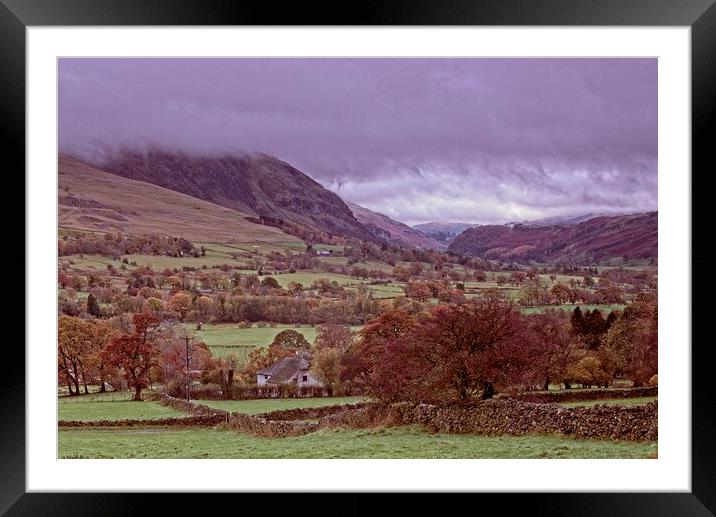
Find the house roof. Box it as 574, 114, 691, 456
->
256, 353, 312, 384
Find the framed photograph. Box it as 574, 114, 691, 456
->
5, 0, 714, 514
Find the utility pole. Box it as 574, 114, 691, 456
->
185, 335, 190, 402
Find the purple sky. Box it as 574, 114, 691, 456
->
59, 58, 657, 226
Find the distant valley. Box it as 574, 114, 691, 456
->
63, 150, 658, 265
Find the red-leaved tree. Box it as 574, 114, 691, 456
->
352, 299, 523, 402
102, 312, 161, 401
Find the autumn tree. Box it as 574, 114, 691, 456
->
271, 329, 310, 350
311, 347, 342, 395
168, 292, 192, 321
194, 295, 214, 321
595, 278, 625, 304
314, 324, 354, 351
261, 276, 281, 289
102, 312, 161, 401
88, 319, 119, 393
354, 300, 522, 402
58, 315, 95, 396
565, 352, 610, 388
309, 325, 355, 395
603, 301, 657, 385
550, 283, 574, 305
405, 282, 432, 302
522, 311, 583, 391
347, 308, 418, 396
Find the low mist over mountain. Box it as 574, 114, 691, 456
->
412, 222, 481, 245
347, 202, 446, 250
507, 213, 613, 228
447, 212, 657, 265
100, 150, 377, 243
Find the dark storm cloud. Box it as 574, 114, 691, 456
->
59, 58, 657, 225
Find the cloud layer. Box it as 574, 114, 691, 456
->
59, 58, 657, 225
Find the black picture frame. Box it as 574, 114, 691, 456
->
3, 0, 713, 514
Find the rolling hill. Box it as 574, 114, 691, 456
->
98, 149, 378, 243
58, 153, 301, 244
347, 202, 445, 250
447, 212, 657, 265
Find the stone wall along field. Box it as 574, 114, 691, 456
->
321, 399, 657, 442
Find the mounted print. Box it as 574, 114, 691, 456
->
57, 57, 658, 460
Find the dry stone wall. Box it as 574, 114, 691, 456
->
149, 395, 657, 442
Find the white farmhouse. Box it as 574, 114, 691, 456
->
256, 351, 323, 388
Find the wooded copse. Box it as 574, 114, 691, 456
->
58, 288, 657, 403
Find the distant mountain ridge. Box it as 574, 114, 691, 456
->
99, 149, 378, 243
447, 212, 657, 265
347, 202, 445, 250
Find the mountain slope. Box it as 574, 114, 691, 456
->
447, 212, 657, 265
347, 202, 445, 250
99, 150, 378, 243
58, 153, 300, 244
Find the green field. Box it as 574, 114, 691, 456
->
199, 396, 366, 414
191, 323, 362, 359
122, 252, 239, 270
61, 255, 133, 272
317, 256, 350, 266
361, 283, 406, 299
190, 324, 316, 359
58, 425, 657, 459
58, 399, 185, 421
259, 271, 357, 288
557, 396, 657, 408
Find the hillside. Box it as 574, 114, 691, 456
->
347, 202, 445, 250
412, 221, 480, 245
447, 212, 657, 265
58, 153, 301, 244
99, 150, 378, 243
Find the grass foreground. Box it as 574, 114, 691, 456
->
59, 425, 657, 459
59, 400, 185, 421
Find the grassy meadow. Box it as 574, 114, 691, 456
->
190, 323, 362, 359
59, 399, 185, 421
199, 396, 365, 414
59, 425, 657, 459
